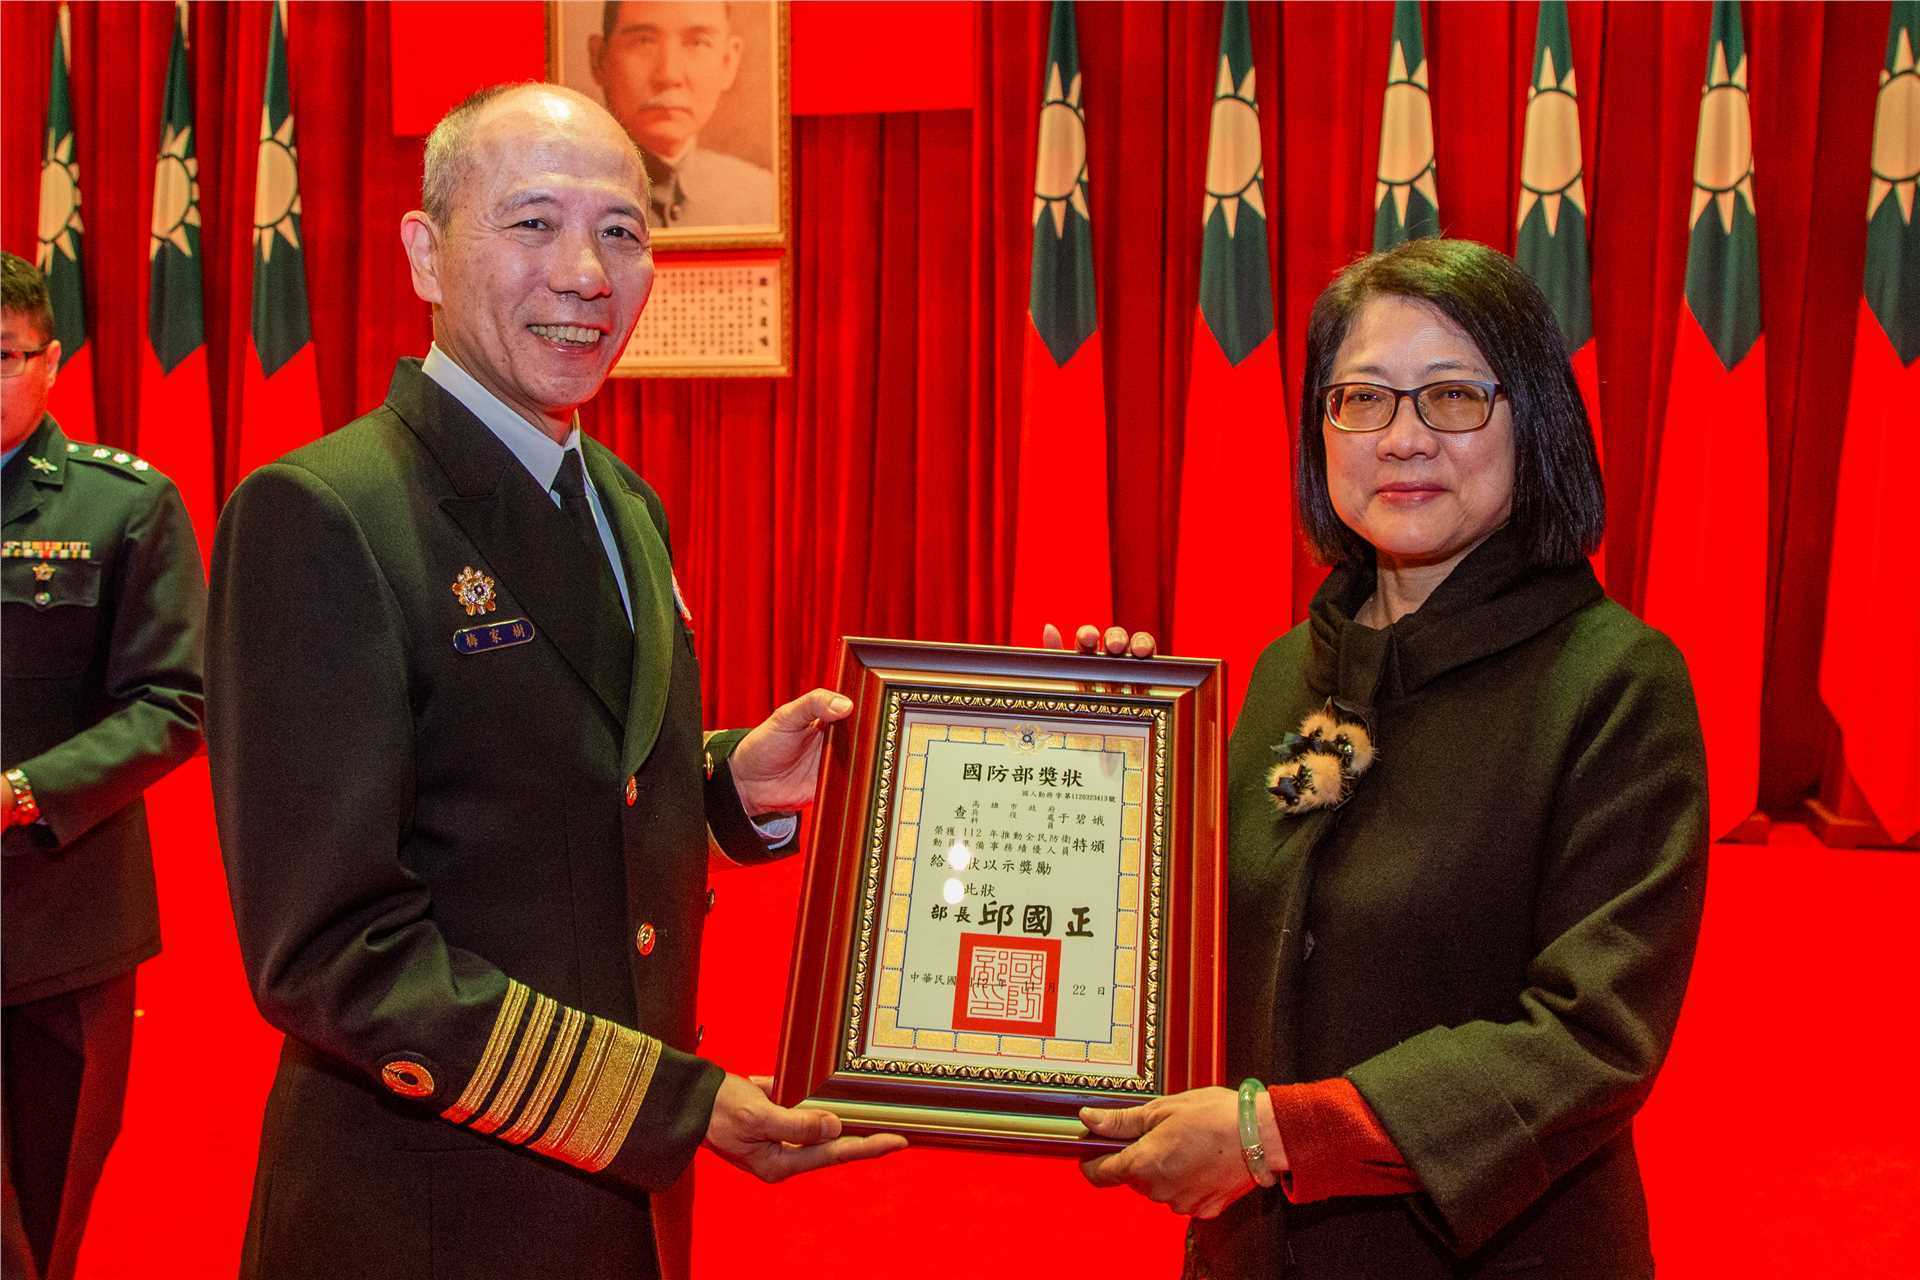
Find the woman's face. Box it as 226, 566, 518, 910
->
1321, 294, 1516, 572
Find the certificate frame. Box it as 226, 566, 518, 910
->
774, 638, 1227, 1154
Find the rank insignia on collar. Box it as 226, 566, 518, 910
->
32, 563, 54, 582
450, 565, 498, 617
27, 456, 55, 474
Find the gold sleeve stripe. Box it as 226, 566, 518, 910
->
528, 1016, 615, 1165
498, 1005, 586, 1146
528, 1018, 662, 1173
441, 979, 530, 1125
469, 993, 557, 1136
585, 1033, 661, 1171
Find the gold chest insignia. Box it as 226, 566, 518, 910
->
450, 565, 497, 617
32, 563, 55, 582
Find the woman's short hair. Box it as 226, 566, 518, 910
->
1295, 238, 1605, 569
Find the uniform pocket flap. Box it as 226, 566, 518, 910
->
2, 557, 104, 609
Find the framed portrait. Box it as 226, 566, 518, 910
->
774, 639, 1228, 1153
547, 0, 791, 249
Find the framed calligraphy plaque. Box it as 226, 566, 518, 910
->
773, 638, 1227, 1153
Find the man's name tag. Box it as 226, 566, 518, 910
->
452, 618, 536, 655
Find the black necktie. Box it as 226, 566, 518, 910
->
552, 449, 628, 631
551, 449, 604, 557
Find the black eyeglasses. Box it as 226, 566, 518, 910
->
0, 344, 52, 380
1322, 380, 1506, 433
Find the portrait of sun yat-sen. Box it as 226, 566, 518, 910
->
548, 0, 789, 247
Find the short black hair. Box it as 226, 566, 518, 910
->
1295, 238, 1605, 569
1, 251, 53, 342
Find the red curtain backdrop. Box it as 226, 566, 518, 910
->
2, 3, 1912, 1277
1, 0, 1889, 803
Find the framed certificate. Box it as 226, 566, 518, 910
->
774, 638, 1227, 1153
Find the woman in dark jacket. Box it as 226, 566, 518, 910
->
1076, 239, 1708, 1279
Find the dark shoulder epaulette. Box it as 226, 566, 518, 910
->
64, 441, 156, 483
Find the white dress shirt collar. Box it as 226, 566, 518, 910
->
421, 343, 580, 491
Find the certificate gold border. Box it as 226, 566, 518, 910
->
838, 688, 1168, 1095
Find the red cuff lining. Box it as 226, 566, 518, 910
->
1268, 1078, 1420, 1204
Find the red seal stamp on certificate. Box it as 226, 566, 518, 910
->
951, 933, 1061, 1038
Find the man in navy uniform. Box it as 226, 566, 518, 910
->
205, 85, 897, 1280
1, 251, 206, 1279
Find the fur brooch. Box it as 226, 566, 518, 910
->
1267, 703, 1376, 814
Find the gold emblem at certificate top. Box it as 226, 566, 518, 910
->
844, 690, 1164, 1090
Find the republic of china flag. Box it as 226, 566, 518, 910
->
235, 0, 323, 481
1373, 0, 1440, 250
1010, 0, 1112, 640
141, 0, 216, 560
1819, 1, 1920, 843
36, 2, 97, 439
1173, 0, 1287, 718
1643, 0, 1766, 843
1515, 0, 1605, 583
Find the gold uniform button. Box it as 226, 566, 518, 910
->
381, 1059, 436, 1099
635, 922, 656, 956
705, 888, 716, 912
32, 591, 52, 607
624, 775, 639, 806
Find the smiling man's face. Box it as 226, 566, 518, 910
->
412, 88, 653, 435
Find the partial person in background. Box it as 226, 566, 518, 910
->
1065, 239, 1708, 1278
206, 83, 895, 1280
592, 0, 777, 229
1, 250, 206, 1280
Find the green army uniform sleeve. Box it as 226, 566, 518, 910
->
209, 462, 721, 1193
1345, 630, 1710, 1254
11, 455, 205, 851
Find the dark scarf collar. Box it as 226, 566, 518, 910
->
1306, 524, 1602, 720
